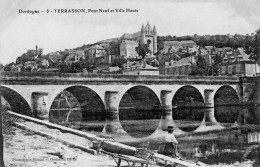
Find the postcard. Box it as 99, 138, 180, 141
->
1, 0, 260, 166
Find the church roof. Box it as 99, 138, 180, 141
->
164, 41, 180, 46
132, 31, 141, 38
179, 40, 196, 45
122, 40, 138, 44
121, 33, 133, 39
145, 21, 151, 29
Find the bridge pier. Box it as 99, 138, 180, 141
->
235, 105, 248, 125
195, 89, 221, 132
102, 91, 126, 133
32, 92, 49, 121
202, 89, 218, 125
158, 90, 177, 130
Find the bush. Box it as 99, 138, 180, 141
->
2, 103, 23, 135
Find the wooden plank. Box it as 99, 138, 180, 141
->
117, 158, 121, 167
50, 108, 81, 110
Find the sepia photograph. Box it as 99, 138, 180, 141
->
0, 0, 260, 166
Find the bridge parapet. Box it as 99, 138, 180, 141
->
0, 72, 240, 85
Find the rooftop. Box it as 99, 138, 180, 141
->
171, 56, 195, 67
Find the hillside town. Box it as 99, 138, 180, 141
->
2, 22, 260, 77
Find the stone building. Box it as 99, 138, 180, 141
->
161, 56, 196, 75
120, 22, 157, 58
163, 40, 197, 53
220, 48, 260, 77
85, 45, 107, 64
64, 50, 85, 64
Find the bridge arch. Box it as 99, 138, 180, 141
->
119, 85, 161, 138
172, 85, 205, 131
214, 85, 240, 123
1, 86, 32, 116
49, 85, 106, 131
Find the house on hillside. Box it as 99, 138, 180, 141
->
180, 40, 197, 48
85, 45, 107, 64
64, 50, 85, 64
24, 61, 38, 71
161, 56, 196, 75
123, 63, 159, 75
220, 48, 260, 76
163, 41, 180, 53
163, 40, 197, 54
45, 51, 63, 63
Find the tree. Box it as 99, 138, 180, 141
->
135, 43, 150, 59
80, 60, 93, 73
250, 27, 260, 63
190, 55, 209, 76
106, 40, 121, 56
58, 62, 72, 73
111, 57, 126, 68
135, 43, 151, 68
0, 63, 4, 71
212, 53, 222, 76
3, 63, 15, 71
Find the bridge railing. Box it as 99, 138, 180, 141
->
0, 71, 241, 81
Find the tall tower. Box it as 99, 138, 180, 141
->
147, 21, 151, 34
141, 24, 145, 44
35, 45, 38, 58
153, 25, 157, 54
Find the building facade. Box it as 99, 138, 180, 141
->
220, 48, 260, 77
120, 22, 157, 58
163, 40, 197, 53
85, 45, 107, 64
163, 56, 196, 75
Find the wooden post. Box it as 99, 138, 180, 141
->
0, 86, 5, 166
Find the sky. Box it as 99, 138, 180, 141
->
0, 0, 260, 65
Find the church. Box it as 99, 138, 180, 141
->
120, 22, 157, 58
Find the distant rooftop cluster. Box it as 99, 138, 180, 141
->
2, 22, 260, 77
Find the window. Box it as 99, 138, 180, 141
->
236, 64, 241, 73
221, 66, 226, 75
233, 65, 236, 74
228, 65, 233, 75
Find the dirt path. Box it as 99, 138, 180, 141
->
4, 127, 117, 167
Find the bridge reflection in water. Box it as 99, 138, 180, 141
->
46, 89, 259, 164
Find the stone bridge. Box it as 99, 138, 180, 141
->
1, 72, 260, 134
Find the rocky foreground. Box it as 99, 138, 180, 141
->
3, 127, 117, 167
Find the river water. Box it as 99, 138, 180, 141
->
49, 103, 260, 165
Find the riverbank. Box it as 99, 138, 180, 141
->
3, 127, 117, 167
4, 126, 255, 167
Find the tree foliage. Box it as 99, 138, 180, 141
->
190, 56, 209, 76
158, 34, 256, 53
106, 40, 121, 56
3, 63, 15, 71
58, 60, 93, 73
250, 29, 260, 63
111, 57, 126, 68
0, 63, 4, 71
135, 43, 151, 59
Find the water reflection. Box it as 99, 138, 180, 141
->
178, 129, 248, 164
48, 92, 260, 165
